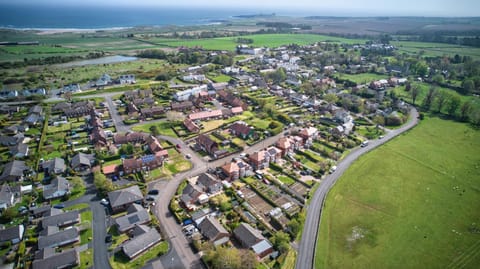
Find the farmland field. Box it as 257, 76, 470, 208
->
315, 116, 480, 269
336, 73, 388, 84
391, 41, 480, 59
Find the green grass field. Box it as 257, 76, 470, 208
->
391, 41, 480, 59
315, 116, 480, 269
336, 73, 388, 84
143, 33, 367, 51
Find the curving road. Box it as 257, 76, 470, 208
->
295, 108, 419, 269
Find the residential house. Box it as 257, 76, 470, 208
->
9, 143, 29, 158
197, 134, 218, 157
0, 224, 24, 245
31, 206, 62, 219
265, 147, 282, 163
170, 101, 194, 111
299, 127, 318, 142
0, 134, 25, 146
141, 106, 165, 118
331, 125, 345, 139
96, 73, 112, 87
198, 216, 230, 246
133, 97, 155, 107
122, 154, 164, 175
37, 227, 79, 249
122, 226, 162, 260
173, 85, 207, 101
231, 106, 243, 115
115, 204, 151, 233
0, 160, 29, 182
108, 185, 144, 212
102, 164, 118, 176
221, 159, 253, 181
63, 84, 81, 93
183, 74, 206, 82
180, 183, 203, 210
0, 106, 19, 114
90, 127, 107, 148
248, 150, 269, 170
276, 137, 299, 157
188, 109, 224, 121
41, 157, 66, 176
0, 184, 16, 210
127, 103, 140, 117
230, 121, 254, 139
43, 177, 70, 200
146, 136, 163, 154
118, 74, 136, 84
334, 109, 351, 124
40, 210, 80, 229
217, 90, 248, 111
114, 132, 147, 145
184, 118, 200, 133
233, 223, 268, 251
0, 89, 19, 99
196, 173, 222, 194
70, 153, 95, 171
32, 248, 79, 269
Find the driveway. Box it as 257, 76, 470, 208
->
295, 108, 419, 269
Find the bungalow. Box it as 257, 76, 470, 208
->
231, 106, 243, 115
0, 89, 19, 99
41, 157, 66, 175
108, 185, 144, 212
102, 164, 118, 176
70, 152, 95, 171
96, 73, 112, 87
63, 84, 81, 93
0, 224, 24, 245
188, 109, 224, 121
38, 227, 79, 249
0, 160, 29, 182
32, 248, 79, 269
9, 143, 29, 158
115, 204, 151, 233
233, 223, 263, 247
252, 239, 274, 259
122, 226, 161, 260
0, 184, 16, 210
196, 173, 222, 194
180, 183, 204, 210
41, 210, 80, 229
334, 109, 352, 124
198, 216, 230, 246
197, 134, 219, 157
0, 134, 25, 146
184, 118, 200, 133
230, 121, 254, 140
43, 177, 70, 200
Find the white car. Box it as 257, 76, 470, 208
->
100, 199, 109, 206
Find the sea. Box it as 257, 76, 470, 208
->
0, 4, 289, 29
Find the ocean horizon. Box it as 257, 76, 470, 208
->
0, 4, 284, 29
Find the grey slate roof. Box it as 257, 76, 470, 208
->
42, 157, 66, 174
0, 183, 14, 207
108, 185, 143, 209
37, 227, 79, 249
70, 152, 94, 169
9, 143, 29, 157
43, 177, 70, 200
115, 205, 150, 233
122, 228, 162, 259
0, 224, 24, 243
233, 223, 265, 248
41, 210, 80, 229
0, 160, 29, 181
32, 248, 79, 269
198, 216, 229, 242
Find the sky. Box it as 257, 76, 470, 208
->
1, 0, 479, 17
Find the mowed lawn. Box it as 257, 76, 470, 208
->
315, 116, 480, 269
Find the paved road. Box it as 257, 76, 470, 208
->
295, 108, 419, 269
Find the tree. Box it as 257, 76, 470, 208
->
411, 85, 419, 105
1, 207, 17, 223
240, 250, 258, 269
323, 93, 339, 104
93, 170, 114, 194
469, 108, 480, 127
461, 79, 475, 95
446, 95, 461, 117
287, 218, 301, 238
422, 86, 437, 110
204, 247, 242, 269
149, 125, 159, 136
271, 231, 290, 254
373, 115, 385, 133
405, 81, 411, 92
118, 144, 134, 156
432, 74, 444, 85
435, 91, 448, 113
460, 101, 473, 121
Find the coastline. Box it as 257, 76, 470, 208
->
0, 26, 133, 35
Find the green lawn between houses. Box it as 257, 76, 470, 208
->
315, 116, 480, 269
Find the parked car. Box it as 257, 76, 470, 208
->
53, 203, 65, 209
185, 154, 191, 159
176, 144, 181, 149
148, 189, 159, 195
100, 199, 109, 206
146, 196, 155, 202
105, 234, 112, 243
